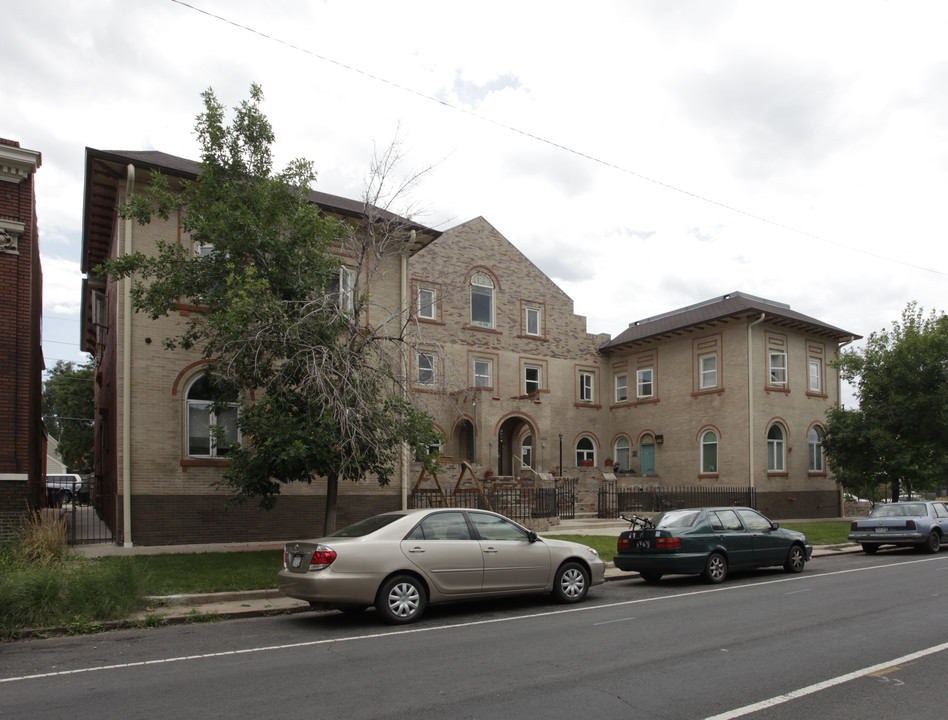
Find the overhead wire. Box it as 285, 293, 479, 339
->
168, 0, 945, 280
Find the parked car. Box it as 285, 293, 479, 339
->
278, 508, 605, 624
848, 501, 948, 554
614, 507, 812, 584
45, 473, 86, 505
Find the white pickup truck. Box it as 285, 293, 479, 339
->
45, 474, 86, 504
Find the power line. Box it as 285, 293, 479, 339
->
169, 0, 947, 278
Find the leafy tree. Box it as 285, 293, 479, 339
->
824, 302, 948, 502
101, 84, 441, 533
42, 360, 95, 474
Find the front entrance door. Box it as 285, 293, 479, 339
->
641, 443, 656, 475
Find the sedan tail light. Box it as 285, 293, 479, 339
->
655, 537, 681, 550
850, 521, 859, 531
309, 545, 337, 570
617, 537, 631, 551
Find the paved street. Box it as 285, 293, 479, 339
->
2, 548, 946, 719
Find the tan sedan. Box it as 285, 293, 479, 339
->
278, 508, 606, 623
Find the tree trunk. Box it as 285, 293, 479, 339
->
324, 472, 339, 536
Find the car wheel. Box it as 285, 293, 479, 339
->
702, 552, 727, 584
783, 544, 805, 573
376, 574, 427, 624
553, 562, 589, 603
639, 571, 663, 583
60, 490, 73, 504
861, 543, 879, 555
921, 531, 941, 554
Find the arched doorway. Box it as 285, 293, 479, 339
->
453, 419, 474, 462
496, 416, 536, 476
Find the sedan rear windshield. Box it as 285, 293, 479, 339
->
655, 510, 701, 529
869, 503, 927, 518
329, 514, 404, 537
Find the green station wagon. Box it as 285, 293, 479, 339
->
614, 507, 812, 584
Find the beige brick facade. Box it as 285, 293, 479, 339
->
81, 151, 858, 545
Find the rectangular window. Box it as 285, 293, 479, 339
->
615, 374, 628, 403
579, 372, 593, 402
636, 368, 653, 398
525, 366, 541, 395
769, 352, 787, 386
418, 288, 435, 320
809, 359, 822, 393
700, 355, 717, 389
526, 307, 540, 336
417, 352, 435, 385
474, 359, 491, 388
330, 266, 354, 313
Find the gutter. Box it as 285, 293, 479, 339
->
122, 164, 134, 547
747, 313, 766, 488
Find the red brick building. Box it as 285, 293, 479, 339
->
0, 139, 44, 540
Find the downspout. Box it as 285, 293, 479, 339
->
834, 336, 855, 515
747, 313, 766, 489
400, 233, 414, 510
122, 164, 135, 546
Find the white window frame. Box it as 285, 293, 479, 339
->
417, 352, 435, 385
636, 368, 653, 399
579, 372, 594, 402
613, 437, 631, 473
700, 354, 718, 389
470, 272, 494, 329
808, 427, 824, 472
767, 425, 785, 472
525, 306, 540, 336
615, 374, 628, 403
186, 375, 240, 458
769, 352, 787, 386
418, 287, 436, 320
809, 359, 822, 393
701, 430, 718, 474
576, 436, 596, 465
474, 359, 492, 388
524, 365, 541, 395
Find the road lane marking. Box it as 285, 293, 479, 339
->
2, 555, 945, 685
700, 642, 948, 720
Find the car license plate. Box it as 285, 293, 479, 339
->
291, 554, 303, 568
877, 528, 887, 533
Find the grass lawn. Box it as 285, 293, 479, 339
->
93, 521, 853, 597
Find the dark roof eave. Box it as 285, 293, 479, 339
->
80, 148, 441, 274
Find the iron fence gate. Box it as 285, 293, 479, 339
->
598, 482, 756, 518
409, 481, 577, 525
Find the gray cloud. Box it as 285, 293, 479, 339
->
675, 55, 849, 181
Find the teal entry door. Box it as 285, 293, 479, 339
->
641, 443, 656, 475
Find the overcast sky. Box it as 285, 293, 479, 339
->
7, 1, 948, 407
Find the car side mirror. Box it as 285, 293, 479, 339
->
527, 531, 538, 543
771, 522, 780, 530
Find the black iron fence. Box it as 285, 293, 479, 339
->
409, 478, 576, 525
598, 482, 756, 518
45, 476, 115, 545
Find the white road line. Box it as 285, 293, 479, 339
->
700, 641, 948, 720
2, 554, 944, 685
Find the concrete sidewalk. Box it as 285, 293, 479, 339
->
71, 517, 860, 627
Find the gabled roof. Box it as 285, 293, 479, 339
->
80, 148, 441, 276
600, 291, 860, 350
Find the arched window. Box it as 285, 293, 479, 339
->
186, 374, 240, 457
767, 424, 785, 472
808, 426, 824, 472
613, 437, 631, 473
470, 272, 494, 328
701, 430, 718, 474
576, 436, 595, 465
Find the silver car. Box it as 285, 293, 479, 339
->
849, 501, 948, 554
278, 508, 605, 624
